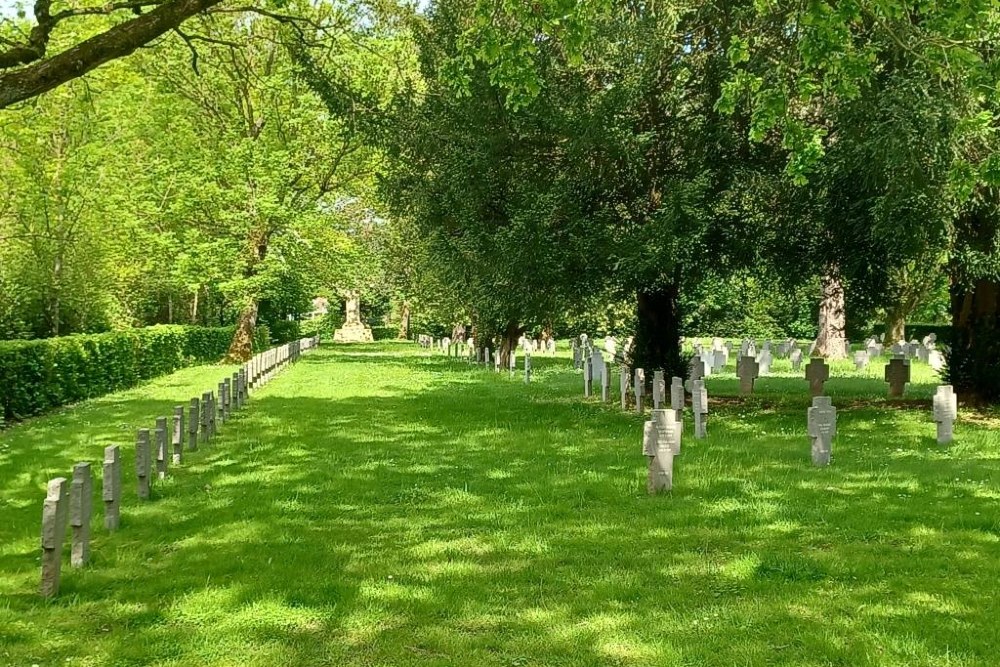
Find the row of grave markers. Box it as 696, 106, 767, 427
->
39, 336, 320, 598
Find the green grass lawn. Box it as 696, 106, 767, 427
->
2, 342, 999, 666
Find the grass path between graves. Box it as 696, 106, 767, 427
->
1, 342, 999, 666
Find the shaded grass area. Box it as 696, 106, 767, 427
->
1, 343, 998, 666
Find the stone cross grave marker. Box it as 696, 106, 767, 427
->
103, 445, 121, 531
136, 429, 151, 500
854, 350, 869, 371
217, 382, 227, 425
928, 349, 945, 371
642, 420, 657, 457
737, 356, 759, 395
172, 407, 184, 465
223, 378, 232, 420
188, 398, 200, 451
509, 348, 517, 375
591, 350, 604, 387
155, 417, 169, 480
524, 354, 532, 384
933, 385, 957, 444
790, 348, 803, 371
692, 379, 708, 439
648, 409, 680, 493
601, 361, 610, 402
40, 477, 69, 598
670, 376, 684, 423
620, 366, 630, 411
232, 372, 242, 410
805, 358, 830, 397
70, 462, 92, 568
572, 341, 582, 369
688, 355, 705, 386
884, 356, 911, 398
494, 350, 501, 373
807, 396, 837, 466
634, 368, 645, 413
583, 353, 593, 397
652, 370, 665, 409
712, 350, 726, 373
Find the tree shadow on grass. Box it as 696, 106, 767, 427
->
1, 345, 998, 666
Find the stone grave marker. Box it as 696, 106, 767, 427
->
642, 420, 657, 457
188, 398, 200, 451
933, 385, 957, 444
634, 368, 645, 413
790, 348, 803, 371
737, 356, 759, 395
805, 358, 830, 397
524, 354, 532, 384
103, 445, 121, 531
884, 356, 911, 398
689, 355, 705, 385
209, 391, 218, 437
712, 350, 726, 373
620, 366, 630, 411
232, 372, 242, 409
572, 341, 582, 369
155, 417, 169, 480
200, 392, 211, 441
601, 361, 610, 402
494, 350, 501, 373
757, 349, 773, 375
854, 350, 869, 370
172, 406, 184, 465
928, 349, 945, 371
670, 376, 684, 423
648, 409, 680, 493
217, 382, 227, 425
70, 462, 92, 568
807, 396, 837, 466
692, 379, 708, 439
652, 370, 665, 409
223, 378, 232, 420
40, 477, 69, 598
583, 354, 593, 397
136, 429, 152, 499
653, 407, 682, 456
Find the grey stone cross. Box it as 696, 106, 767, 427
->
884, 356, 911, 398
737, 356, 759, 395
805, 358, 830, 397
807, 396, 837, 466
933, 385, 957, 444
692, 379, 708, 439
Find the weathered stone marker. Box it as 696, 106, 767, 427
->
232, 372, 241, 409
600, 361, 610, 402
634, 368, 645, 413
648, 409, 679, 493
688, 355, 704, 385
155, 416, 169, 480
217, 382, 227, 425
885, 356, 911, 398
40, 477, 69, 598
805, 358, 830, 397
524, 354, 532, 384
188, 398, 200, 451
854, 350, 869, 371
737, 356, 759, 395
583, 354, 593, 397
642, 420, 657, 457
933, 385, 958, 444
757, 349, 773, 376
136, 429, 152, 499
670, 376, 684, 423
172, 406, 184, 464
807, 396, 837, 466
223, 378, 232, 421
652, 370, 664, 409
103, 445, 121, 531
790, 348, 803, 372
69, 462, 92, 567
652, 407, 681, 456
620, 367, 629, 411
692, 379, 708, 439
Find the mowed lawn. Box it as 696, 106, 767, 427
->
1, 342, 999, 666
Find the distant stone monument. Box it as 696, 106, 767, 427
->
333, 291, 374, 343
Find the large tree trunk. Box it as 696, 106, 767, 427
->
632, 284, 684, 379
397, 300, 411, 339
498, 320, 523, 369
815, 263, 848, 359
948, 277, 1000, 403
883, 304, 906, 344
225, 228, 270, 362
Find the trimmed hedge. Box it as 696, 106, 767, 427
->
372, 326, 400, 341
0, 325, 265, 423
868, 323, 952, 343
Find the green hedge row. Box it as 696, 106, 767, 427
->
0, 325, 266, 423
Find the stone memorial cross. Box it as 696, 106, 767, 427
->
805, 358, 830, 397
40, 477, 69, 598
807, 396, 837, 466
692, 379, 708, 439
70, 462, 92, 568
933, 385, 958, 444
884, 356, 911, 398
103, 445, 121, 531
737, 356, 760, 395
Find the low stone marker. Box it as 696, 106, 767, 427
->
69, 462, 92, 568
600, 361, 610, 401
652, 408, 681, 456
692, 379, 708, 439
712, 349, 726, 373
790, 348, 803, 372
807, 396, 837, 466
854, 350, 869, 370
652, 370, 665, 409
232, 372, 242, 409
884, 356, 911, 398
188, 398, 200, 451
40, 477, 70, 598
136, 429, 152, 500
933, 385, 957, 444
103, 445, 121, 531
805, 358, 830, 397
670, 376, 684, 423
757, 349, 773, 376
583, 354, 593, 397
223, 378, 232, 421
688, 355, 704, 385
172, 406, 184, 465
648, 409, 680, 493
737, 356, 759, 395
217, 382, 227, 424
155, 417, 169, 480
634, 368, 645, 413
524, 354, 532, 384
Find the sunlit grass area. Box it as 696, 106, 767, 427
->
1, 342, 998, 666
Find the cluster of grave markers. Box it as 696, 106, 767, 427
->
38, 336, 320, 598
566, 332, 959, 492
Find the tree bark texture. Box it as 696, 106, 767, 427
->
948, 277, 1000, 403
632, 284, 684, 380
815, 264, 848, 359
